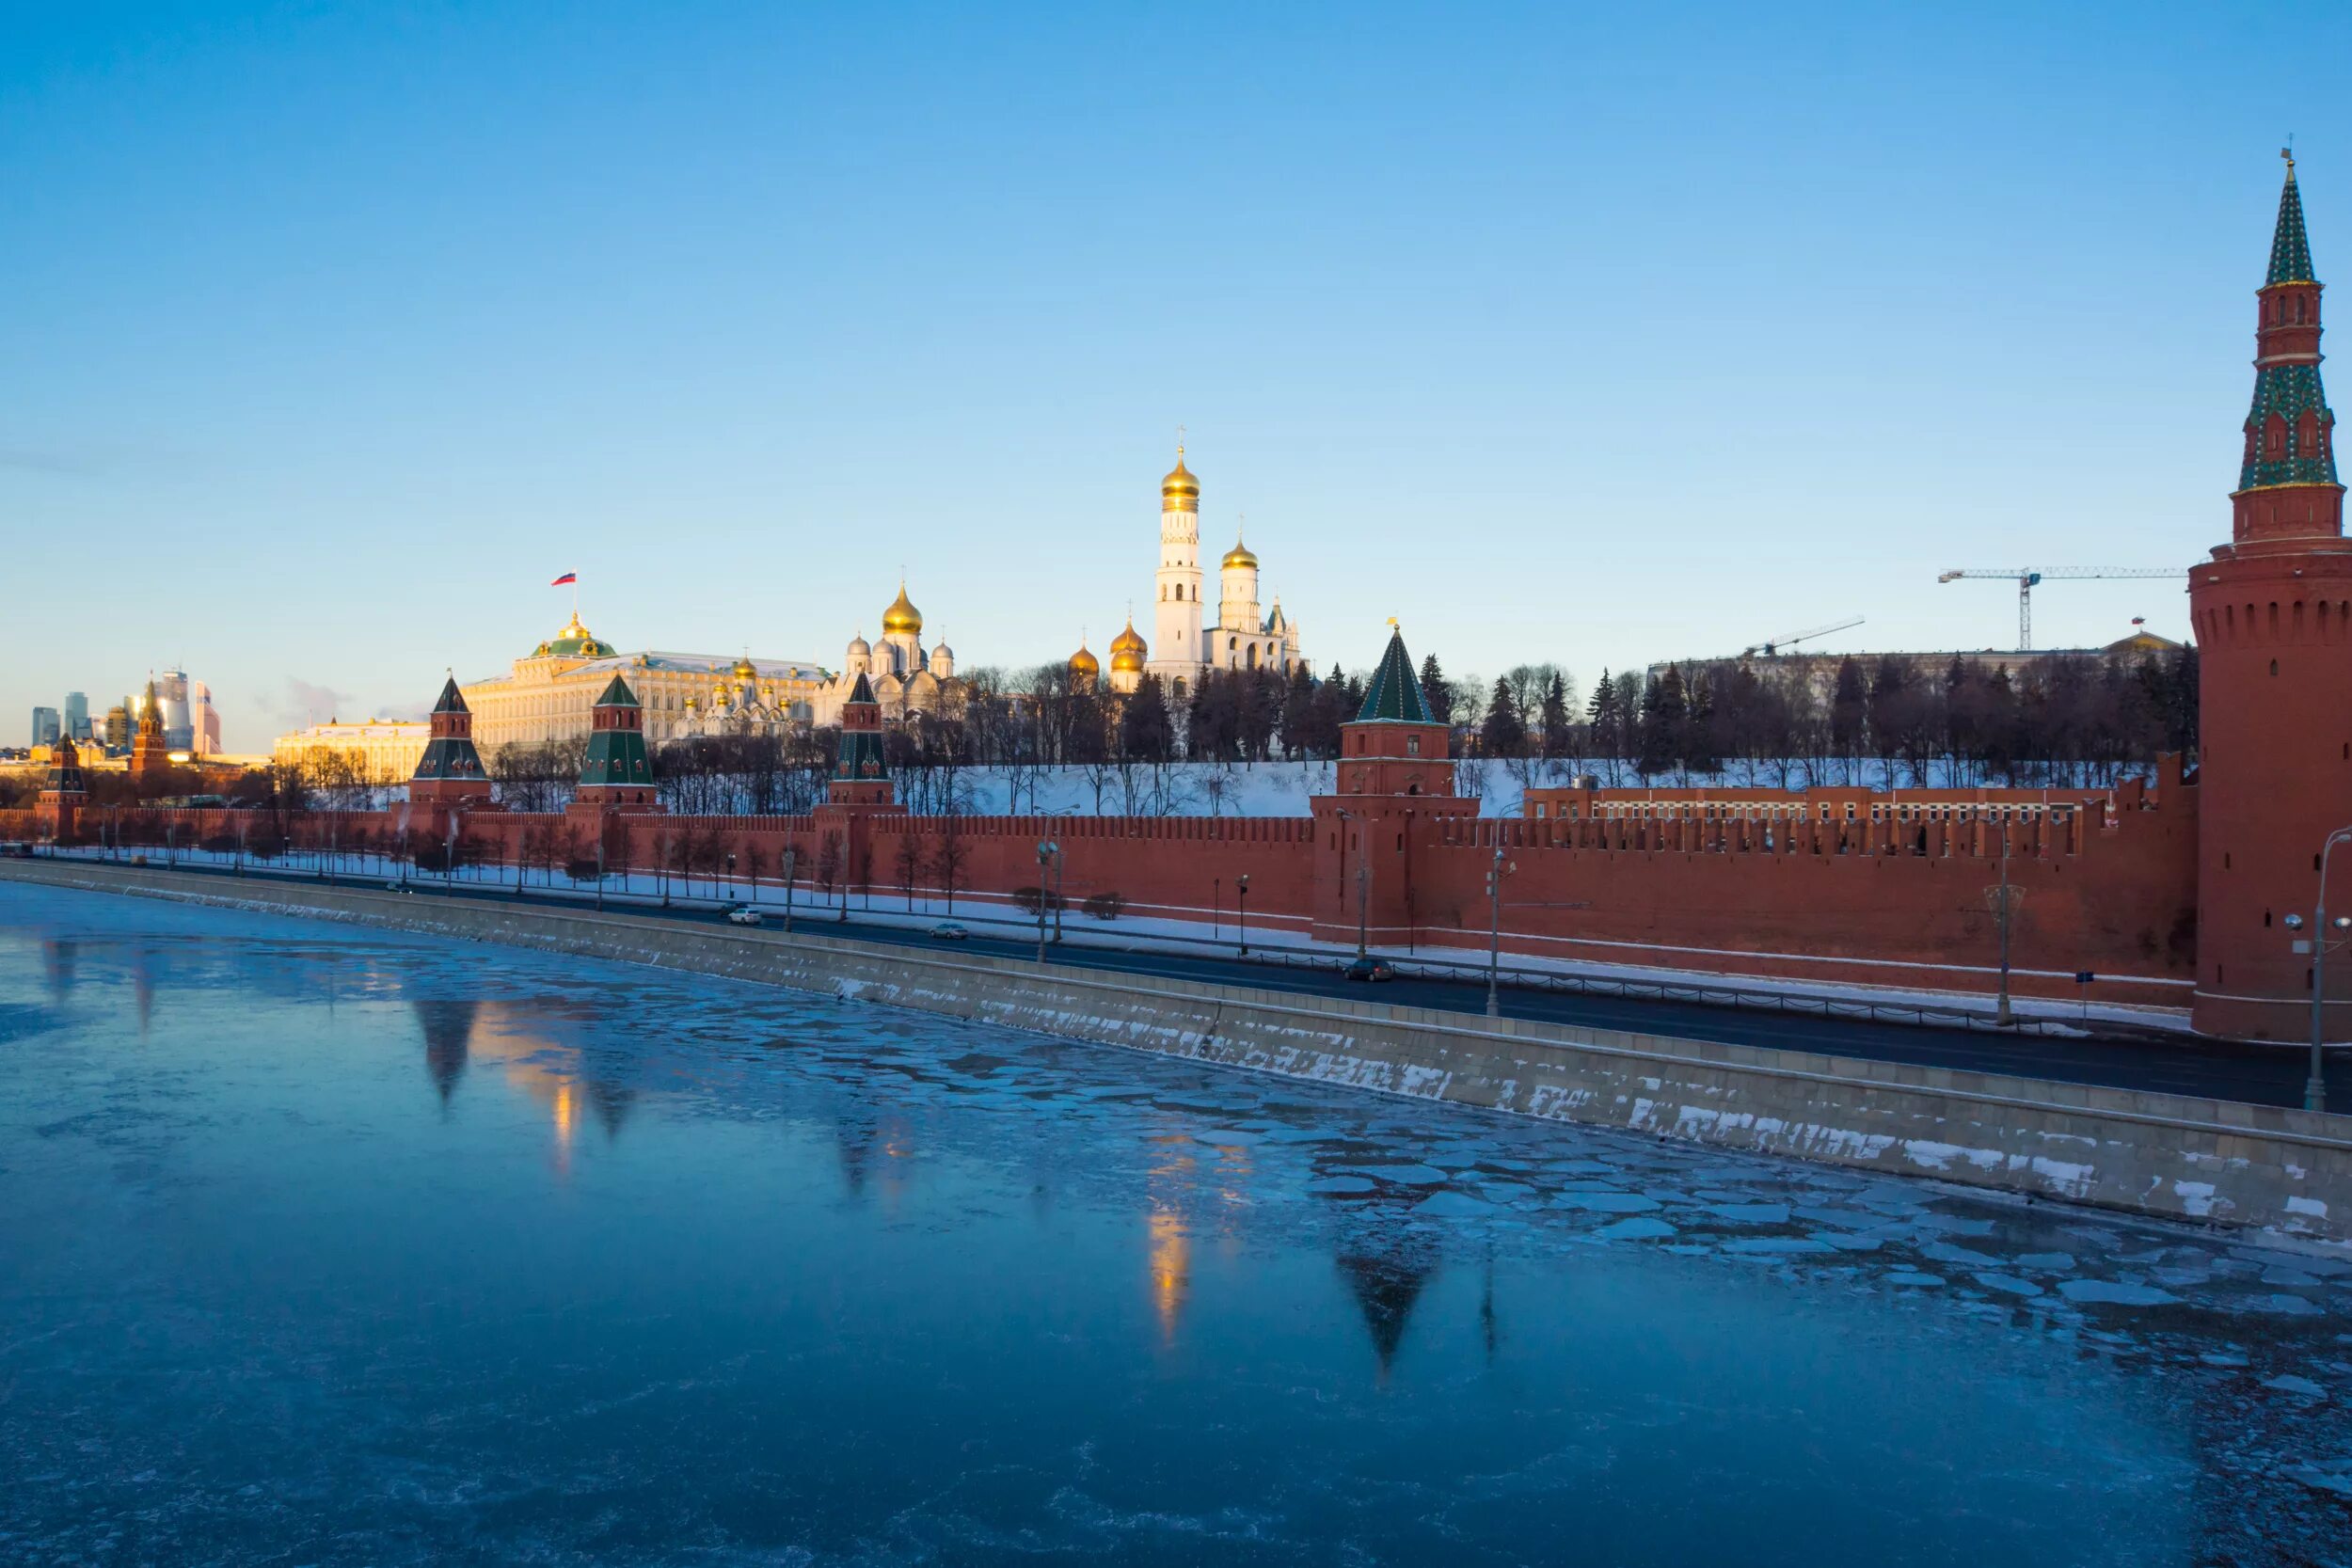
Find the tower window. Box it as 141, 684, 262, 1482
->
2297, 294, 2309, 325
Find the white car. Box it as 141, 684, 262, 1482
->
930, 922, 970, 941
723, 905, 764, 927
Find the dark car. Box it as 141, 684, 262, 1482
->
1343, 956, 1395, 982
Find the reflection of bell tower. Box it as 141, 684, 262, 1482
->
1147, 447, 1204, 693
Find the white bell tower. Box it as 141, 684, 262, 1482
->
1146, 444, 1204, 690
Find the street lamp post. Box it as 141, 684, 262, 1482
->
595, 830, 606, 913
1337, 809, 1372, 959
1236, 874, 1250, 958
2301, 826, 2352, 1113
1036, 840, 1061, 962
445, 817, 458, 892
165, 822, 176, 871
782, 847, 797, 934
1485, 841, 1513, 1019
1213, 877, 1221, 940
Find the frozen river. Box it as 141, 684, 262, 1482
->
1, 883, 2346, 1566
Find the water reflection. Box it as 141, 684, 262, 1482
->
3, 886, 2348, 1566
411, 999, 477, 1107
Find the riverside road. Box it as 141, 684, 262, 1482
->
20, 855, 2346, 1110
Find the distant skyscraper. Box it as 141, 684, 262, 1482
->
103, 705, 130, 751
29, 706, 59, 747
190, 681, 221, 756
63, 691, 89, 740
152, 669, 194, 752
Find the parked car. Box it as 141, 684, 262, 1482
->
1343, 956, 1396, 983
930, 922, 970, 942
1, 841, 33, 858
383, 880, 413, 894
723, 904, 764, 927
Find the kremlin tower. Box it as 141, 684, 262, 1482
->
2190, 153, 2352, 1038
408, 678, 493, 805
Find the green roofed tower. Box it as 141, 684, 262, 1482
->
409, 677, 493, 803
577, 673, 659, 808
2234, 150, 2343, 542
1356, 624, 1437, 723
827, 672, 894, 806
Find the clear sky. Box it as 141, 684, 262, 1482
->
7, 2, 2348, 751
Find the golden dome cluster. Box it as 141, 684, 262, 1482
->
1109, 619, 1147, 674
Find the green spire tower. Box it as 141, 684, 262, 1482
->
577, 674, 658, 807
2234, 150, 2343, 541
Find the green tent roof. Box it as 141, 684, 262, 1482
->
847, 671, 875, 705
2269, 161, 2316, 285
593, 673, 640, 709
430, 676, 469, 716
1355, 626, 1435, 723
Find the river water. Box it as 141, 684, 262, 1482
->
0, 883, 2345, 1566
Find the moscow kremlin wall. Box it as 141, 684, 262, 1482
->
15, 162, 2349, 1040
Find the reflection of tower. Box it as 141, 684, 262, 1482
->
412, 999, 479, 1107
584, 1079, 634, 1139
1146, 448, 1204, 696
1335, 1241, 1438, 1378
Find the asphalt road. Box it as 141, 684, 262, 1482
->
25, 854, 2349, 1111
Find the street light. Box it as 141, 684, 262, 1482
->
783, 847, 798, 933
1036, 839, 1061, 962
2301, 826, 2352, 1113
1235, 874, 1250, 957
1337, 809, 1372, 959
1485, 842, 1515, 1019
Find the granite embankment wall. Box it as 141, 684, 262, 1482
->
7, 859, 2346, 1248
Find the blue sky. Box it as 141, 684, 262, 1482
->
6, 2, 2347, 750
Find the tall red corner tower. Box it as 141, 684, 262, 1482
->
2191, 152, 2352, 1038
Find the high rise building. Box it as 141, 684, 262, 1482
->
151, 669, 194, 752
29, 706, 59, 747
63, 691, 89, 740
190, 681, 220, 756
103, 705, 130, 752
2189, 152, 2352, 1038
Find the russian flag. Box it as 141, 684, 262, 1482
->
550, 572, 578, 586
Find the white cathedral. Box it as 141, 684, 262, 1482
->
1088, 446, 1303, 700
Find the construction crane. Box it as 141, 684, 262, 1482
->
1936, 568, 2178, 651
1740, 615, 1864, 659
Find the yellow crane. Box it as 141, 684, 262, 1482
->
1935, 567, 2178, 651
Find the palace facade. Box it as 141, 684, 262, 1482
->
459, 614, 830, 754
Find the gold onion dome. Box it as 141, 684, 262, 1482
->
1221, 535, 1258, 570
881, 582, 922, 636
1109, 619, 1147, 673
732, 657, 756, 678
1070, 641, 1100, 678
1161, 448, 1199, 509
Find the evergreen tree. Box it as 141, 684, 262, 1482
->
1540, 671, 1570, 759
1419, 653, 1454, 723
1120, 674, 1173, 762
1481, 675, 1527, 757
1585, 670, 1622, 758
1682, 668, 1720, 773
1637, 666, 1686, 777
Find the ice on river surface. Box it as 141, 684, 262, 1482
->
1, 882, 2348, 1567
